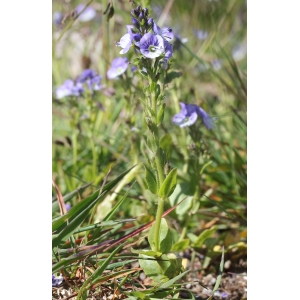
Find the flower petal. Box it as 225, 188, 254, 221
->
197, 107, 215, 129
173, 111, 198, 128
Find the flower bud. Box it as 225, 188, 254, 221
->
142, 8, 149, 17
147, 17, 153, 30
132, 17, 140, 29
131, 6, 141, 18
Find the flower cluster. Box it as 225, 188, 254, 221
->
55, 69, 102, 99
172, 102, 215, 130
116, 6, 174, 69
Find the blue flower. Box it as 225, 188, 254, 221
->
131, 65, 137, 72
194, 29, 208, 40
162, 40, 173, 69
52, 274, 63, 287
211, 59, 222, 71
76, 4, 96, 22
77, 69, 102, 91
221, 292, 229, 298
139, 33, 164, 59
172, 102, 214, 129
116, 25, 142, 54
107, 57, 129, 79
152, 21, 174, 42
53, 11, 63, 26
55, 79, 84, 99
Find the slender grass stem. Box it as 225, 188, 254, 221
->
54, 0, 94, 44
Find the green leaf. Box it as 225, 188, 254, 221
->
139, 254, 182, 283
159, 133, 172, 160
171, 239, 190, 251
139, 254, 168, 283
52, 190, 108, 248
208, 247, 225, 300
158, 168, 177, 199
127, 292, 147, 299
158, 270, 189, 289
52, 182, 93, 214
145, 106, 156, 119
157, 103, 165, 126
144, 164, 157, 194
147, 135, 158, 154
52, 166, 136, 245
191, 226, 218, 248
53, 166, 135, 230
148, 218, 173, 254
52, 240, 113, 273
187, 233, 198, 244
103, 181, 135, 222
168, 183, 194, 216
145, 117, 156, 132
91, 244, 124, 284
165, 71, 182, 84
139, 70, 148, 79
155, 83, 161, 99
131, 248, 162, 257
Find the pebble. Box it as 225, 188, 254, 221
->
186, 283, 192, 289
139, 272, 146, 281
224, 260, 231, 269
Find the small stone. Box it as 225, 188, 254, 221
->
224, 260, 231, 269
139, 272, 146, 281
185, 283, 192, 289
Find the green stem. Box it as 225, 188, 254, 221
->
55, 0, 94, 44
155, 155, 165, 187
150, 79, 165, 186
153, 197, 165, 252
148, 79, 166, 253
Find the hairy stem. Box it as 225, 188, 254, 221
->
153, 197, 165, 252
149, 79, 166, 252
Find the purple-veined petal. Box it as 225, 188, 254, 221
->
161, 27, 174, 41
140, 33, 164, 59
172, 102, 214, 129
173, 111, 198, 128
153, 21, 174, 41
197, 107, 215, 129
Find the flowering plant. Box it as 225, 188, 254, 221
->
115, 6, 185, 283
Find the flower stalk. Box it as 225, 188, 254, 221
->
115, 4, 176, 252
